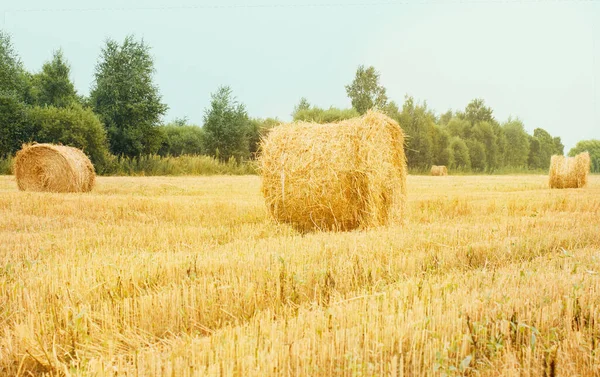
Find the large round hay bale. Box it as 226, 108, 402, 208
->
431, 165, 448, 176
259, 110, 407, 232
548, 152, 590, 189
14, 143, 96, 193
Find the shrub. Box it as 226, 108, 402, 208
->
158, 123, 204, 157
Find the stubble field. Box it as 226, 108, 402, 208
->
1, 174, 599, 376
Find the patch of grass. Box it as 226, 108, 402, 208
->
104, 154, 257, 176
0, 156, 12, 175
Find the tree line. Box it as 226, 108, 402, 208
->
0, 32, 269, 174
295, 66, 599, 173
1, 31, 598, 174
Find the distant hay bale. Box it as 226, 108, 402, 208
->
259, 110, 407, 232
431, 165, 448, 176
14, 143, 95, 193
548, 152, 590, 189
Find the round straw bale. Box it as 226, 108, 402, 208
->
259, 110, 407, 232
431, 165, 448, 176
14, 143, 96, 193
548, 152, 590, 189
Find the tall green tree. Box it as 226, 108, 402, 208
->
569, 139, 600, 173
0, 95, 30, 157
382, 100, 400, 118
532, 128, 555, 169
0, 31, 30, 100
203, 86, 251, 162
439, 110, 453, 126
528, 136, 542, 169
466, 139, 486, 171
248, 117, 279, 158
448, 137, 471, 170
445, 117, 471, 139
552, 137, 564, 155
0, 31, 33, 156
502, 118, 530, 167
397, 96, 434, 169
492, 122, 507, 170
472, 121, 499, 171
292, 97, 311, 116
31, 50, 78, 108
463, 98, 495, 126
345, 65, 388, 114
432, 125, 451, 166
90, 35, 168, 157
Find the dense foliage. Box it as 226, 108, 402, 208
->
0, 32, 589, 176
90, 36, 168, 157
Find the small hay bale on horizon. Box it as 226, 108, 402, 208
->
14, 143, 96, 193
431, 165, 448, 176
259, 110, 407, 232
548, 152, 590, 189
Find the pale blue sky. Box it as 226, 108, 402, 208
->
1, 0, 598, 151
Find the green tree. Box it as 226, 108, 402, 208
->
292, 97, 311, 116
502, 118, 530, 167
492, 122, 507, 170
472, 121, 498, 171
27, 104, 110, 169
448, 137, 471, 170
0, 31, 31, 100
203, 86, 251, 162
445, 117, 471, 139
0, 31, 35, 157
553, 137, 564, 155
248, 117, 279, 158
439, 110, 453, 126
382, 100, 400, 118
397, 96, 434, 170
528, 136, 542, 169
345, 65, 388, 114
0, 95, 31, 157
532, 128, 555, 169
31, 50, 78, 107
463, 98, 495, 126
432, 125, 451, 166
90, 35, 168, 157
569, 139, 600, 173
466, 139, 486, 171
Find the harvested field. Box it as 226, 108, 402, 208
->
1, 174, 599, 376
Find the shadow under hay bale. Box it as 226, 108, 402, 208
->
14, 143, 96, 193
431, 165, 448, 176
259, 110, 407, 232
548, 152, 590, 189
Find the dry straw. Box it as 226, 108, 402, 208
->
14, 143, 96, 193
430, 165, 448, 176
548, 152, 590, 189
259, 110, 407, 232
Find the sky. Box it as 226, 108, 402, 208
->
1, 0, 599, 152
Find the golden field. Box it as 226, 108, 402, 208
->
1, 174, 599, 376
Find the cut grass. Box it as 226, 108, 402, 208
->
0, 174, 599, 376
